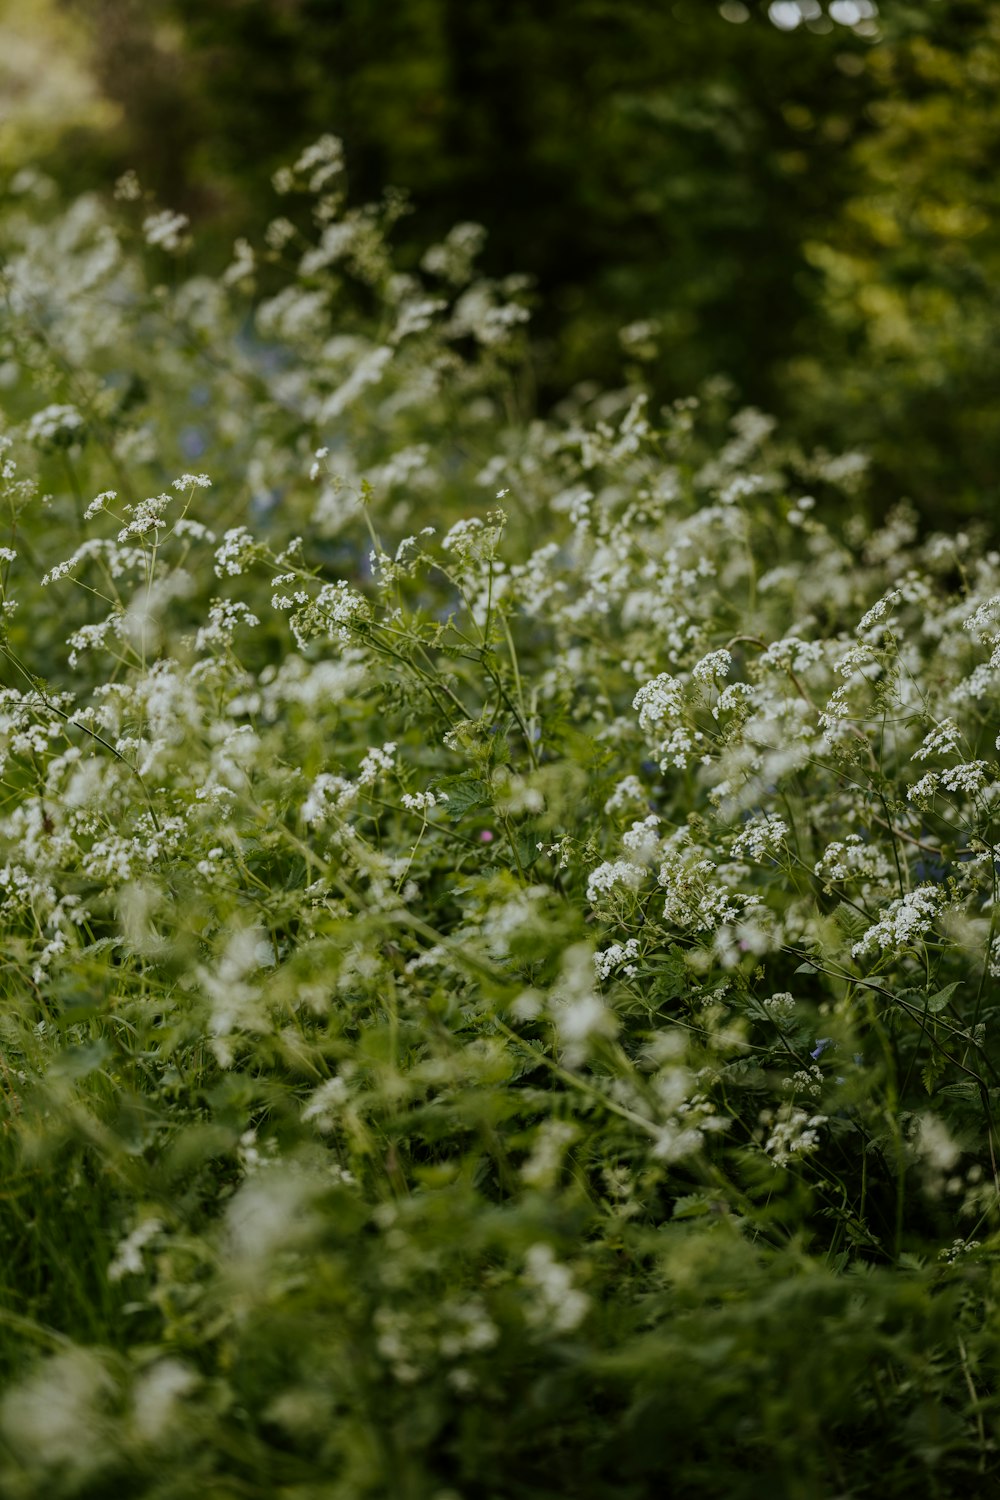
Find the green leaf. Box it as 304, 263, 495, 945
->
514, 831, 541, 869
51, 1040, 110, 1079
437, 775, 491, 821
921, 1052, 947, 1095
833, 901, 867, 940
925, 982, 960, 1014
672, 1194, 712, 1220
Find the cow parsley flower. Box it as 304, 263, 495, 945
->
586, 859, 645, 905
765, 1109, 827, 1167
143, 209, 190, 253
852, 885, 942, 959
731, 813, 788, 862
691, 648, 732, 684
912, 719, 963, 762
594, 937, 640, 980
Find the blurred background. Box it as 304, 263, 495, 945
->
2, 0, 999, 521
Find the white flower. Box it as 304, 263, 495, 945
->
586, 859, 645, 905
25, 403, 83, 446
523, 1244, 589, 1334
108, 1217, 163, 1282
594, 938, 640, 981
731, 813, 788, 862
358, 742, 396, 785
912, 719, 963, 762
814, 835, 892, 885
604, 775, 646, 815
633, 673, 684, 734
691, 648, 732, 685
214, 526, 257, 578
856, 589, 901, 636
852, 885, 942, 959
84, 490, 117, 520
142, 209, 190, 252
131, 1360, 199, 1444
301, 1076, 349, 1131
765, 1109, 827, 1167
401, 790, 446, 813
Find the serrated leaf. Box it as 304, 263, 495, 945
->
437, 775, 491, 821
833, 901, 868, 939
514, 832, 541, 869
921, 1053, 946, 1095
925, 981, 960, 1014
938, 1082, 979, 1102
672, 1194, 712, 1220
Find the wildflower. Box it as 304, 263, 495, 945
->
731, 813, 788, 862
912, 719, 963, 762
142, 209, 190, 253
852, 885, 942, 959
765, 1109, 827, 1167
586, 859, 645, 905
604, 774, 646, 814
214, 527, 258, 578
856, 589, 901, 636
523, 1244, 589, 1334
25, 403, 83, 447
633, 673, 684, 734
401, 790, 446, 813
594, 937, 640, 981
108, 1217, 163, 1282
691, 648, 732, 684
84, 490, 116, 520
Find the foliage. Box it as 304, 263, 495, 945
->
786, 0, 1000, 514
0, 143, 1000, 1496
52, 3, 873, 417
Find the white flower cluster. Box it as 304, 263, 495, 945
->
289, 579, 372, 648
522, 1244, 589, 1335
194, 599, 260, 653
302, 774, 356, 827
851, 885, 942, 959
911, 718, 963, 762
908, 762, 989, 805
764, 1109, 827, 1168
277, 132, 345, 195
658, 827, 761, 932
586, 859, 645, 907
691, 648, 732, 685
603, 774, 646, 815
358, 743, 397, 785
633, 673, 704, 769
731, 813, 788, 862
25, 403, 83, 447
107, 1217, 163, 1283
400, 790, 447, 814
633, 672, 684, 733
814, 835, 892, 885
143, 210, 190, 253
856, 589, 901, 636
593, 937, 640, 981
214, 527, 258, 578
759, 636, 824, 672
963, 593, 1000, 669
761, 991, 796, 1026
